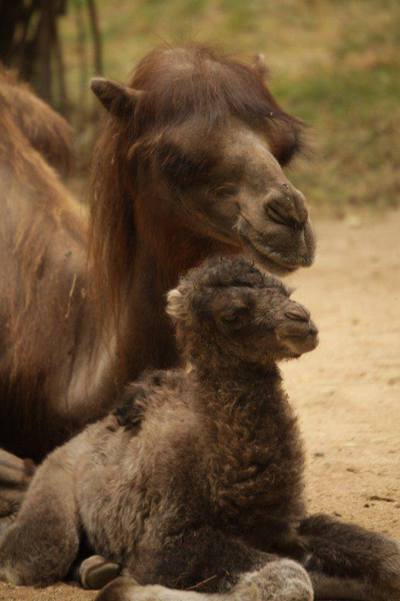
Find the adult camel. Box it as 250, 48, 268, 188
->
0, 45, 314, 470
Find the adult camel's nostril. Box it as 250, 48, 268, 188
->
293, 190, 308, 226
284, 305, 310, 323
264, 196, 289, 226
264, 188, 308, 229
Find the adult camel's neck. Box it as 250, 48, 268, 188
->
64, 199, 233, 429
123, 224, 232, 381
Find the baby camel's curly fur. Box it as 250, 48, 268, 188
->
1, 258, 400, 601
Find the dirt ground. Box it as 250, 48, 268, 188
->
1, 210, 399, 600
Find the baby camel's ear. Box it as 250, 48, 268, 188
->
90, 77, 144, 119
166, 288, 186, 322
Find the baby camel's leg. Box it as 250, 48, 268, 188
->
0, 448, 79, 586
94, 527, 313, 601
299, 513, 400, 601
0, 448, 35, 535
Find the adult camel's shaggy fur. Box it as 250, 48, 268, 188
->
0, 44, 315, 464
1, 258, 399, 601
0, 76, 91, 461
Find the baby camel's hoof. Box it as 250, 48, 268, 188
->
238, 559, 313, 601
79, 555, 121, 590
95, 576, 139, 601
269, 559, 313, 601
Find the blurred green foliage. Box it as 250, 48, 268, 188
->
60, 0, 400, 209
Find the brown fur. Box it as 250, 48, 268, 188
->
0, 65, 73, 174
1, 258, 399, 601
0, 43, 315, 463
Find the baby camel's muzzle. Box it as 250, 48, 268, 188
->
276, 301, 319, 355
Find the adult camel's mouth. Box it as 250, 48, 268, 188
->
236, 219, 298, 276
239, 232, 298, 275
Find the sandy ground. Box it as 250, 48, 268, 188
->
1, 210, 399, 601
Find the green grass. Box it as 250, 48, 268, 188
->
60, 0, 400, 209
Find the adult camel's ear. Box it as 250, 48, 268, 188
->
90, 77, 144, 119
253, 53, 268, 79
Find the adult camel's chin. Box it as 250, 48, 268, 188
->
236, 214, 315, 276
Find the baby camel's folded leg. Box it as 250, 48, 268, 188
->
94, 527, 313, 601
299, 513, 400, 601
0, 447, 79, 586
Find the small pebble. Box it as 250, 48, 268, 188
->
369, 495, 395, 503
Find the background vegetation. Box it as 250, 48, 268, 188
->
11, 0, 400, 210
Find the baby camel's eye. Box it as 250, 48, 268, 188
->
219, 306, 250, 329
221, 313, 240, 323
212, 183, 239, 199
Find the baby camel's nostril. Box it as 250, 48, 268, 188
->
284, 306, 310, 322
308, 322, 318, 336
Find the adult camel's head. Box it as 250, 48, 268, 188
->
90, 45, 315, 305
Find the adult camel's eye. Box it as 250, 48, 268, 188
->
212, 184, 239, 199
158, 142, 215, 188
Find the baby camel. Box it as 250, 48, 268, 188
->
0, 258, 399, 601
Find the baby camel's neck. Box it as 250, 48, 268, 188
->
192, 359, 288, 467
191, 354, 305, 539
193, 355, 282, 419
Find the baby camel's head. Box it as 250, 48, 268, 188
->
167, 257, 318, 366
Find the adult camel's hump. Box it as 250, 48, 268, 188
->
0, 65, 73, 175
0, 69, 90, 460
